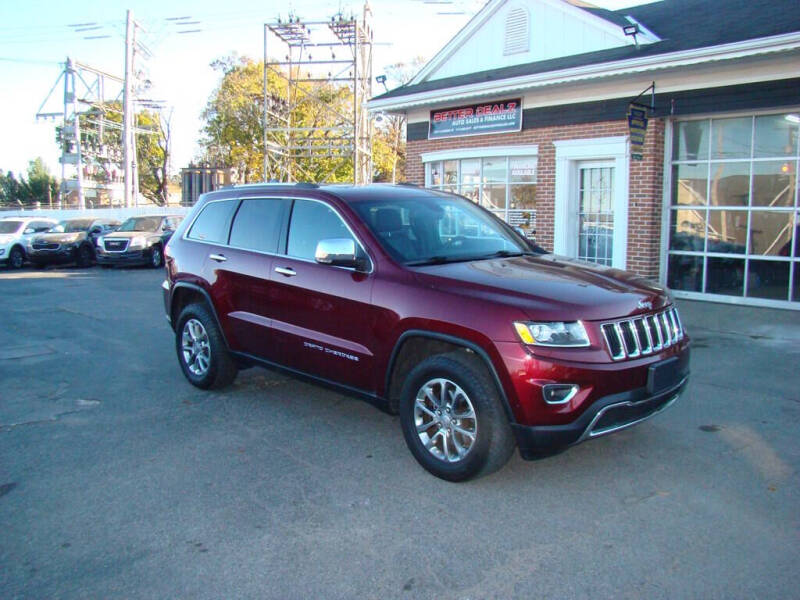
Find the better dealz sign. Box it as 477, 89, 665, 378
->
429, 99, 522, 139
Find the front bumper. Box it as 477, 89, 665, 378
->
511, 367, 689, 459
29, 247, 78, 265
97, 249, 150, 266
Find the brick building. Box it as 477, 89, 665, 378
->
368, 0, 800, 309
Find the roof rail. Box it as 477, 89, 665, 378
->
223, 182, 320, 189
396, 182, 419, 187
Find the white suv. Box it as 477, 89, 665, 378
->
0, 217, 58, 269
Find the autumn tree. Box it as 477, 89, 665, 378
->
371, 58, 425, 183
200, 55, 362, 184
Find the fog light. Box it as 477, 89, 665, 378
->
542, 384, 579, 405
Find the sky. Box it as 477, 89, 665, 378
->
0, 0, 653, 180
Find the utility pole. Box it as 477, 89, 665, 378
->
123, 9, 134, 207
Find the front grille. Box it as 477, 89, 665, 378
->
104, 239, 129, 252
601, 307, 684, 361
33, 242, 60, 251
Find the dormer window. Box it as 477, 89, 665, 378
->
504, 6, 530, 56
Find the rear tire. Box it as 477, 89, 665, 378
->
399, 353, 515, 481
175, 303, 237, 389
8, 246, 25, 269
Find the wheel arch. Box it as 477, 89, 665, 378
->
385, 330, 516, 423
169, 282, 230, 350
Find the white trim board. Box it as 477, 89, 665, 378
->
421, 145, 539, 162
553, 136, 629, 269
370, 32, 800, 112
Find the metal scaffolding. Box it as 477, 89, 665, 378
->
263, 4, 373, 184
36, 58, 125, 209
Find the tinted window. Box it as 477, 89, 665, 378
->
287, 200, 354, 260
229, 198, 288, 253
187, 200, 237, 244
0, 221, 23, 234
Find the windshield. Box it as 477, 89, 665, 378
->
117, 216, 162, 232
351, 193, 530, 265
0, 221, 23, 234
49, 219, 94, 233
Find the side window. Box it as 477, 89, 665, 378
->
229, 198, 288, 253
187, 200, 237, 244
287, 199, 354, 260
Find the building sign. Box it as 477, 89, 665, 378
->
628, 103, 649, 160
429, 99, 522, 139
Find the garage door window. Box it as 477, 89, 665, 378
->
668, 113, 799, 305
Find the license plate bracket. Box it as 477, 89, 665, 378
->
647, 357, 683, 394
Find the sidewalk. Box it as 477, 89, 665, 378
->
677, 298, 800, 343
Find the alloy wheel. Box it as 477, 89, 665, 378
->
414, 377, 478, 463
181, 318, 211, 376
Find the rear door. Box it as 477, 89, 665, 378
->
222, 197, 290, 359
267, 198, 377, 391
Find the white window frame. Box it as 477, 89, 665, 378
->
553, 136, 629, 269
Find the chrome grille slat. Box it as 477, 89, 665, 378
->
602, 307, 684, 361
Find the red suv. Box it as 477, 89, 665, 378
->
163, 184, 690, 480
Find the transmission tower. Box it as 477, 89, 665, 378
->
36, 58, 125, 209
263, 3, 373, 184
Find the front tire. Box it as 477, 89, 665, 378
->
149, 244, 163, 268
8, 246, 25, 269
76, 244, 94, 267
399, 353, 515, 481
175, 303, 237, 389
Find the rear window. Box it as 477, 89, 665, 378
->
229, 198, 289, 254
187, 200, 237, 244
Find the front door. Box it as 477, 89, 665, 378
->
268, 198, 377, 392
576, 162, 615, 266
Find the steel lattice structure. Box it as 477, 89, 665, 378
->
263, 6, 373, 184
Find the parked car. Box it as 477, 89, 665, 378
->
162, 184, 690, 481
0, 217, 58, 269
96, 214, 183, 268
28, 218, 119, 268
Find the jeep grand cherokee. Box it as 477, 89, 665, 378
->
163, 184, 690, 481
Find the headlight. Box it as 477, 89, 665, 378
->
130, 236, 146, 249
513, 321, 590, 347
96, 236, 105, 247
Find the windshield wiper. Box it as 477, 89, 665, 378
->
478, 250, 534, 259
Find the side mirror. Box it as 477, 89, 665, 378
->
24, 227, 35, 234
315, 238, 363, 270
89, 226, 102, 235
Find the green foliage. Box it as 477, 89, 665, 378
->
0, 159, 58, 208
199, 55, 357, 184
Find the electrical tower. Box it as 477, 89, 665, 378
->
36, 58, 125, 209
263, 3, 373, 184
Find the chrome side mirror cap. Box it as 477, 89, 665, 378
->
315, 238, 361, 269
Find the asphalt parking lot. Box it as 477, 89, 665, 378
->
1, 266, 798, 599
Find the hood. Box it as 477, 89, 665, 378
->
34, 232, 86, 244
412, 254, 669, 321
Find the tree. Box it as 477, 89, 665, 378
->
24, 158, 58, 206
0, 160, 58, 208
200, 55, 358, 184
371, 58, 425, 183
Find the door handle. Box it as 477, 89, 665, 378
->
274, 266, 296, 277
209, 253, 227, 262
